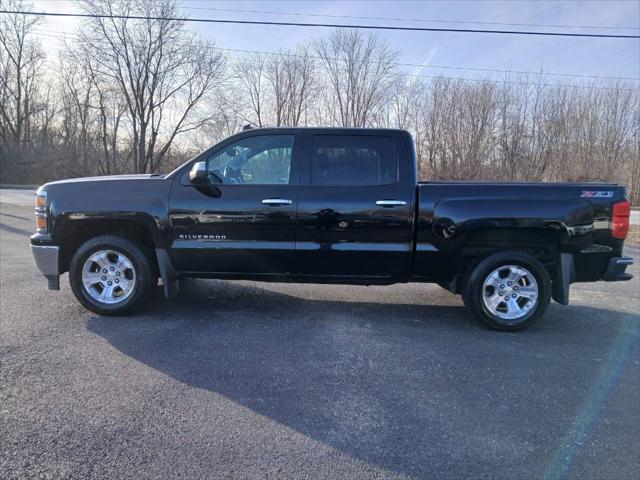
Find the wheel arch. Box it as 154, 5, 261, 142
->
449, 227, 563, 294
56, 214, 160, 274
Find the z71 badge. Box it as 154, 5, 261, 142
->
581, 191, 614, 198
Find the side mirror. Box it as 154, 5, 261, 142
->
189, 161, 208, 184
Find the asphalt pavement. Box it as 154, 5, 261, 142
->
1, 201, 639, 480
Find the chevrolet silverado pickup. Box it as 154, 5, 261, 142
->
30, 128, 634, 330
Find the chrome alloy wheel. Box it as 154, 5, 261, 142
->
482, 265, 539, 321
81, 250, 136, 304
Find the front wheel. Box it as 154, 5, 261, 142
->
463, 251, 551, 331
69, 235, 155, 315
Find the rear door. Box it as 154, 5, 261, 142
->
295, 131, 414, 280
169, 132, 300, 275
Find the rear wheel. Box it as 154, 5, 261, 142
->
69, 235, 154, 315
463, 251, 551, 331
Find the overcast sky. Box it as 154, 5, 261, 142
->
29, 0, 640, 83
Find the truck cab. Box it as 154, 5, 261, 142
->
169, 128, 415, 283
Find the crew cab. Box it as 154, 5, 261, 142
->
30, 128, 634, 330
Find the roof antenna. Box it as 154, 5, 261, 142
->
242, 124, 254, 131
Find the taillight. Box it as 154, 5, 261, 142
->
611, 200, 630, 239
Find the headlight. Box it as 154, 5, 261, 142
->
35, 190, 48, 233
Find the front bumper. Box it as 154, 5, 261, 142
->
31, 244, 61, 290
602, 256, 634, 282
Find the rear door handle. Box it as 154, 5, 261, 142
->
262, 198, 293, 206
376, 200, 407, 207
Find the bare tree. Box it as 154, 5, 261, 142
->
90, 62, 128, 175
233, 46, 315, 128
0, 0, 46, 174
314, 29, 399, 127
265, 46, 316, 126
390, 79, 423, 131
417, 78, 455, 180
233, 53, 267, 127
58, 54, 98, 176
76, 0, 226, 173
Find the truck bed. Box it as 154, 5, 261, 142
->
413, 181, 627, 283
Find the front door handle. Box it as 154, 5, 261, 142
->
376, 200, 407, 207
262, 198, 293, 206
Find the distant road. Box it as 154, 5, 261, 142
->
0, 188, 35, 206
1, 188, 639, 224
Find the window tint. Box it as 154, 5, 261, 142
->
207, 135, 294, 185
311, 135, 396, 186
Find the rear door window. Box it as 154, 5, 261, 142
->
310, 135, 397, 186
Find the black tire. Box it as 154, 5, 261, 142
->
69, 235, 155, 315
462, 251, 551, 331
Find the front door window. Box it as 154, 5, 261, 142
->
207, 135, 294, 185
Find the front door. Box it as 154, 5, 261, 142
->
169, 133, 300, 275
295, 131, 414, 280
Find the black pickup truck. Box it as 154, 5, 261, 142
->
31, 128, 633, 330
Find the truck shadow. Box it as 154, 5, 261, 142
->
87, 279, 639, 479
0, 222, 33, 237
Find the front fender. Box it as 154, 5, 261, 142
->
46, 178, 173, 248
